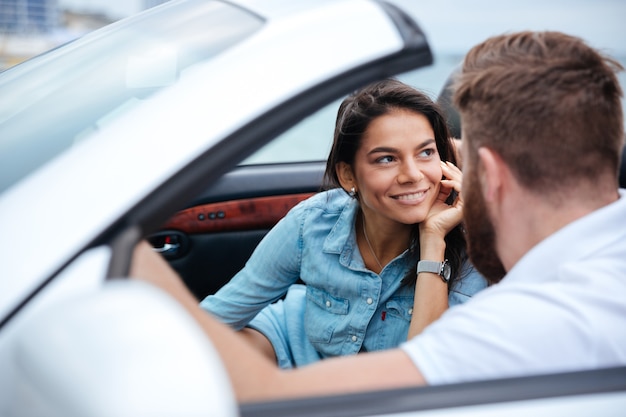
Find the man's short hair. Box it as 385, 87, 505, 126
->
454, 31, 624, 195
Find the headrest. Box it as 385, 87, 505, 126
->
436, 64, 462, 139
619, 144, 626, 188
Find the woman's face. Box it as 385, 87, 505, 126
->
347, 109, 443, 228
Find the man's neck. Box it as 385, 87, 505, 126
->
495, 184, 619, 272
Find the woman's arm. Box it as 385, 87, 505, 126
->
408, 234, 449, 338
408, 161, 464, 338
238, 327, 277, 363
199, 206, 305, 329
130, 241, 425, 402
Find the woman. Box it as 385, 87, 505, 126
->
200, 79, 487, 368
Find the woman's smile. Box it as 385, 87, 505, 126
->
350, 109, 442, 227
391, 189, 429, 203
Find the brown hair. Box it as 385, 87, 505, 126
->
454, 31, 624, 199
323, 79, 467, 287
324, 78, 457, 188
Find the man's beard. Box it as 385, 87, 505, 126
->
463, 170, 507, 284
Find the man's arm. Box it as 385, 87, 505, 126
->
130, 241, 426, 402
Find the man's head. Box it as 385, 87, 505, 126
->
454, 31, 624, 283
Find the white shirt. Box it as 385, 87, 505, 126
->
401, 189, 626, 384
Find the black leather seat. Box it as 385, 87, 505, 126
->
436, 65, 463, 141
619, 145, 626, 188
436, 67, 626, 189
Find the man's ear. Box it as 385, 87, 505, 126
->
336, 162, 355, 193
477, 147, 506, 202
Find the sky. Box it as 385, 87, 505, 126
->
57, 0, 626, 56
389, 0, 626, 56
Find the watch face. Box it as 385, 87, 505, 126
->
442, 261, 451, 281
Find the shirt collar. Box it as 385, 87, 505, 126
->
323, 195, 359, 255
505, 189, 626, 284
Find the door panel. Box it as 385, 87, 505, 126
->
161, 193, 314, 234
153, 161, 325, 300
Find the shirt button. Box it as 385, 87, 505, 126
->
408, 308, 413, 315
366, 297, 373, 305
351, 335, 358, 342
325, 300, 331, 307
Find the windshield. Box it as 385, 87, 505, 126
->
0, 0, 262, 194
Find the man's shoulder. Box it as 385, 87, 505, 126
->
402, 276, 626, 385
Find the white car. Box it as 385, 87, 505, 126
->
0, 0, 624, 416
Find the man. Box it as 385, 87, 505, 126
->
131, 30, 626, 402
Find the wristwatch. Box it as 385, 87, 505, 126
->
417, 259, 451, 283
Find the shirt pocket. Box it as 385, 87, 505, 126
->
384, 296, 414, 323
304, 286, 349, 344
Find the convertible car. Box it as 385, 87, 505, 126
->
0, 0, 624, 416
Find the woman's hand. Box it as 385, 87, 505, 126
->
419, 161, 464, 240
409, 161, 463, 339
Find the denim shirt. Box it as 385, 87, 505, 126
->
200, 188, 488, 360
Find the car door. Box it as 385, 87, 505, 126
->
148, 65, 441, 301
238, 366, 626, 417
149, 80, 349, 299
151, 159, 325, 300
147, 53, 470, 302
145, 61, 453, 302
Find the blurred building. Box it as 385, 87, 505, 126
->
0, 0, 60, 68
0, 0, 117, 70
0, 0, 170, 70
0, 0, 58, 34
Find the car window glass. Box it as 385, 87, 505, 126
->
240, 55, 463, 165
0, 0, 263, 195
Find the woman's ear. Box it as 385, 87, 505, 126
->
336, 162, 356, 193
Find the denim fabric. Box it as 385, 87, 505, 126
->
201, 188, 488, 366
249, 265, 486, 369
246, 284, 318, 369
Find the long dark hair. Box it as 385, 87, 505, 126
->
323, 78, 469, 288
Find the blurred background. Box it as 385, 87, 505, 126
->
0, 0, 166, 69
2, 0, 625, 73
1, 0, 625, 117
2, 0, 625, 66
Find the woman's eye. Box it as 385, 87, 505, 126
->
419, 148, 436, 158
376, 155, 394, 164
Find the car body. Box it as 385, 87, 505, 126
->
0, 0, 625, 416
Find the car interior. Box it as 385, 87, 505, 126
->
144, 65, 626, 414
151, 67, 626, 303
4, 3, 625, 414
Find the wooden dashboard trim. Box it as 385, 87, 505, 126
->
161, 193, 315, 234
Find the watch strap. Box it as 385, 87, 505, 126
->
417, 260, 449, 282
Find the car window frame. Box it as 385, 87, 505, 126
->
239, 366, 626, 417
